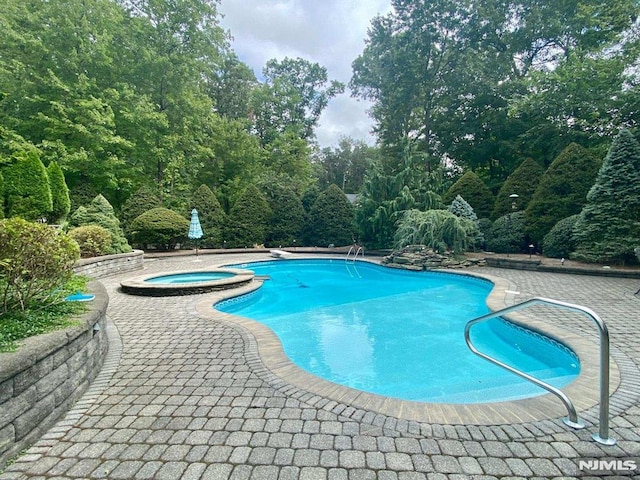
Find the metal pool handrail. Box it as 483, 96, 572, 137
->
464, 297, 616, 445
346, 245, 364, 263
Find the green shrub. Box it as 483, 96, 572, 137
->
68, 225, 112, 258
542, 215, 579, 258
449, 195, 484, 250
394, 209, 477, 254
47, 161, 71, 223
492, 158, 544, 219
224, 185, 271, 248
260, 181, 305, 247
70, 194, 131, 254
0, 170, 4, 219
129, 207, 190, 250
189, 184, 225, 248
442, 171, 494, 219
0, 218, 80, 313
119, 185, 162, 237
486, 211, 527, 254
2, 150, 53, 221
525, 143, 601, 243
306, 184, 354, 247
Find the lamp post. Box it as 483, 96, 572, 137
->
507, 194, 519, 257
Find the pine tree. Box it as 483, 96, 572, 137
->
306, 184, 354, 247
2, 150, 53, 221
224, 185, 271, 248
189, 184, 225, 248
492, 158, 544, 219
70, 194, 131, 253
260, 181, 305, 248
47, 161, 71, 223
572, 130, 640, 264
525, 143, 601, 243
442, 171, 494, 219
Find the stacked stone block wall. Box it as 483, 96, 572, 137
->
0, 281, 109, 468
73, 249, 143, 278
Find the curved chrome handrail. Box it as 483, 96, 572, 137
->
464, 297, 615, 445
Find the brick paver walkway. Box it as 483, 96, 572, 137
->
2, 253, 639, 480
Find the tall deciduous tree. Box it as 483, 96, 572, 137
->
252, 57, 344, 145
573, 130, 640, 264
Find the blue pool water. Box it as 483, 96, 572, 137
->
146, 271, 235, 284
216, 260, 580, 403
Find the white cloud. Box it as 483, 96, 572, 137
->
218, 0, 391, 148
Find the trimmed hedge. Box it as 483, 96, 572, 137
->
68, 225, 112, 258
2, 150, 52, 221
47, 161, 71, 223
442, 171, 494, 219
130, 207, 190, 250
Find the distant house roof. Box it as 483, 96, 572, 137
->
345, 193, 358, 204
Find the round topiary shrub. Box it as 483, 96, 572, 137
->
68, 225, 112, 258
486, 211, 527, 254
0, 218, 80, 312
542, 215, 579, 259
129, 207, 190, 250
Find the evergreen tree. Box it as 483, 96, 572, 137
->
119, 186, 163, 237
260, 181, 305, 248
442, 171, 494, 219
47, 161, 71, 223
70, 194, 131, 253
525, 143, 601, 244
0, 171, 4, 219
2, 150, 53, 221
224, 185, 271, 248
572, 130, 640, 264
492, 158, 544, 219
449, 195, 484, 250
306, 184, 354, 247
189, 184, 225, 248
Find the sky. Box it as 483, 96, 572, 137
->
217, 0, 392, 149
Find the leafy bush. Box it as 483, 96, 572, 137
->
0, 218, 80, 313
485, 211, 527, 254
306, 184, 354, 247
189, 184, 225, 248
129, 207, 190, 250
394, 209, 477, 254
224, 185, 271, 248
542, 215, 579, 258
68, 225, 112, 258
70, 194, 131, 254
2, 150, 52, 221
442, 171, 494, 219
47, 161, 71, 223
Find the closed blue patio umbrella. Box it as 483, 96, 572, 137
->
189, 208, 204, 258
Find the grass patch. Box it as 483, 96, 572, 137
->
0, 276, 90, 353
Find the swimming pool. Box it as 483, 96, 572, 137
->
216, 259, 580, 403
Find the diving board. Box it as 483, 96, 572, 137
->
270, 249, 292, 258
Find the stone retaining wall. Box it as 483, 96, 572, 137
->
74, 249, 144, 278
0, 281, 109, 468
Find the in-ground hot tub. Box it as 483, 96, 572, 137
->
120, 268, 254, 296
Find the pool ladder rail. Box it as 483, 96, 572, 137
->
346, 245, 364, 263
464, 297, 616, 446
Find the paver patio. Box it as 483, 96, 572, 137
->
1, 252, 639, 480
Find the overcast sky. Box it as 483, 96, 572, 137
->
218, 0, 392, 149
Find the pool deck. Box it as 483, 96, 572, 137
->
2, 252, 639, 480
